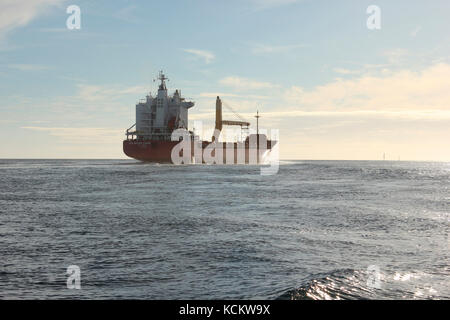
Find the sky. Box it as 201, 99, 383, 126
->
0, 0, 449, 160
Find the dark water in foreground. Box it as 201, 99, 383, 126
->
0, 160, 448, 299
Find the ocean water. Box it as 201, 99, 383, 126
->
0, 159, 448, 300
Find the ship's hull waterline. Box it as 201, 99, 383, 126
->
123, 140, 274, 164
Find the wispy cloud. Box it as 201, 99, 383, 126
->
410, 26, 422, 38
220, 76, 279, 91
190, 106, 450, 122
21, 126, 123, 144
113, 5, 140, 23
382, 48, 409, 64
332, 68, 361, 75
197, 92, 270, 100
182, 49, 215, 64
8, 63, 49, 71
76, 84, 148, 102
248, 0, 301, 9
251, 43, 307, 54
0, 0, 66, 39
211, 63, 450, 123
197, 92, 241, 98
38, 27, 67, 33
251, 110, 450, 121
284, 63, 450, 112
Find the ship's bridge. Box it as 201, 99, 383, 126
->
126, 71, 195, 141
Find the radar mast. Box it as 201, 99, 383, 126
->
155, 70, 169, 90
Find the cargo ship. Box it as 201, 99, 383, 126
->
123, 71, 276, 164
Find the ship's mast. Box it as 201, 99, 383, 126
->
155, 70, 168, 90
255, 110, 260, 135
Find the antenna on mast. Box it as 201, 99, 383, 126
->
255, 110, 260, 135
154, 70, 168, 90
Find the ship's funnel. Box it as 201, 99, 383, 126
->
213, 96, 223, 141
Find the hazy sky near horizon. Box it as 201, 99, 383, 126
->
0, 0, 449, 160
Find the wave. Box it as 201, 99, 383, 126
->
275, 268, 449, 300
276, 269, 379, 300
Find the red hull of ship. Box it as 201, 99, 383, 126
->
123, 140, 181, 162
123, 140, 274, 163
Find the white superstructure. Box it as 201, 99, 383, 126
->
133, 71, 194, 140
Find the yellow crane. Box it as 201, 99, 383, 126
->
212, 96, 251, 141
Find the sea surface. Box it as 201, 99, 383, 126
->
0, 159, 448, 299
